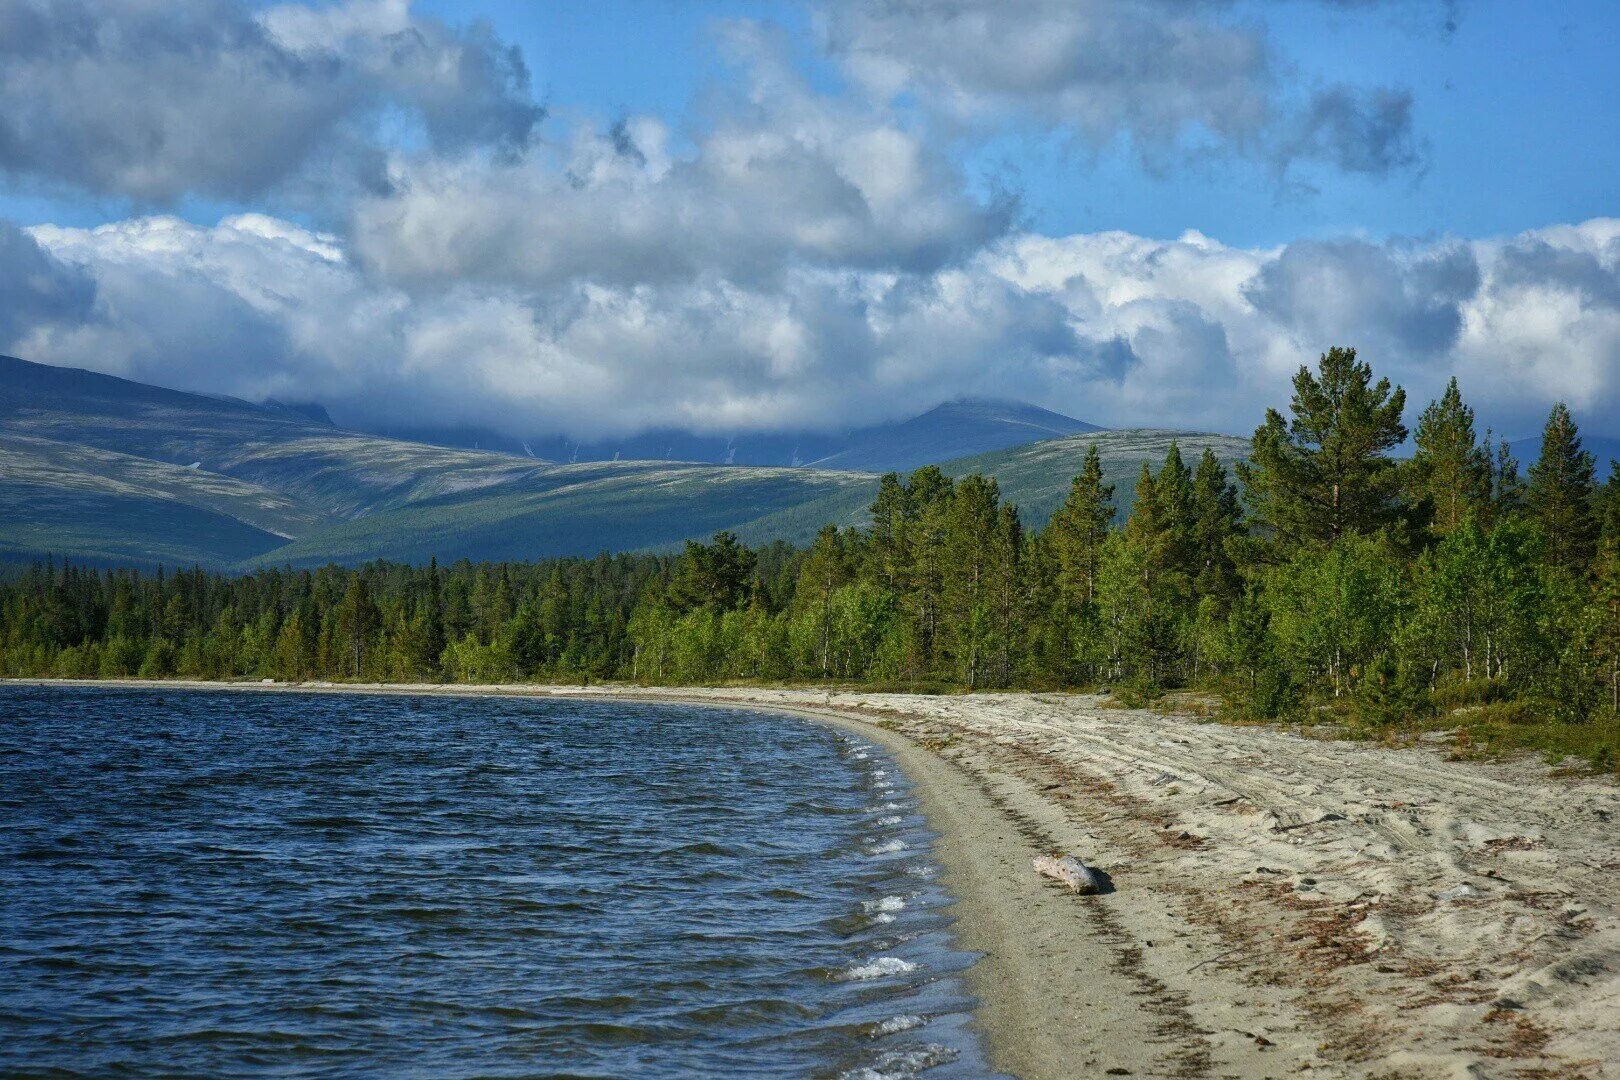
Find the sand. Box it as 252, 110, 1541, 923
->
11, 679, 1620, 1078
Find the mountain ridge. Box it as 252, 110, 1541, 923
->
1, 355, 1233, 569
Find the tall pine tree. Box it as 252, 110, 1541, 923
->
1527, 403, 1599, 574
1190, 448, 1243, 603
1046, 444, 1115, 609
1236, 347, 1408, 551
1408, 377, 1491, 535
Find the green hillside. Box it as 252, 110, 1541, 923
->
0, 356, 555, 518
1, 355, 1250, 568
251, 461, 873, 567
0, 434, 328, 568
733, 428, 1251, 544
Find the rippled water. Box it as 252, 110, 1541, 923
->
0, 686, 999, 1078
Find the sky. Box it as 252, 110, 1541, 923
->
1, 0, 1617, 442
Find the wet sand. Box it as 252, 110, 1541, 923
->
11, 679, 1620, 1078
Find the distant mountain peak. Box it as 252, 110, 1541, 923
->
806, 397, 1100, 474
261, 398, 335, 426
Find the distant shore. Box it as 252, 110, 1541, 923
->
9, 678, 1620, 1078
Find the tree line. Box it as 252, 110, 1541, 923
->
4, 348, 1619, 764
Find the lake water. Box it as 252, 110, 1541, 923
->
0, 686, 998, 1078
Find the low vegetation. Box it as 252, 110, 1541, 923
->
4, 348, 1618, 768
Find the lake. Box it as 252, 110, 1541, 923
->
0, 686, 997, 1078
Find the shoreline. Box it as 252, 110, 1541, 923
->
8, 678, 1620, 1078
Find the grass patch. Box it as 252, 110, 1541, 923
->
1442, 701, 1620, 772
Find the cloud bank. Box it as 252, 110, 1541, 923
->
12, 211, 1619, 442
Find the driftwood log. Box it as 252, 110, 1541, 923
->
1033, 854, 1102, 894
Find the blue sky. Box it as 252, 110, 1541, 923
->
1, 0, 1617, 441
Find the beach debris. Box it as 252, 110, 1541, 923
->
1033, 854, 1102, 894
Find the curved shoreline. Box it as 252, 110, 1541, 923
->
8, 678, 1620, 1079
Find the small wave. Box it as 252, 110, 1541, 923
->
866, 839, 907, 855
869, 1014, 924, 1036
876, 814, 902, 826
841, 1044, 958, 1079
842, 956, 917, 980
862, 895, 906, 914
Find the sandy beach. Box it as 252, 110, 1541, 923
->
10, 679, 1620, 1078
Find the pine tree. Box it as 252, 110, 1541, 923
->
668, 532, 758, 612
1153, 442, 1196, 576
1190, 448, 1243, 604
1527, 403, 1599, 574
333, 575, 380, 678
940, 475, 1002, 688
1236, 347, 1408, 550
1409, 377, 1491, 535
1599, 461, 1620, 552
1046, 444, 1115, 608
867, 473, 908, 591
1484, 429, 1525, 522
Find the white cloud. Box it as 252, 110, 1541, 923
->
349, 30, 1010, 292
818, 0, 1425, 177
0, 0, 540, 204
13, 212, 1620, 444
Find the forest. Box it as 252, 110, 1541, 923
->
4, 349, 1619, 766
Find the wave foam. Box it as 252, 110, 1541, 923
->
871, 1014, 924, 1036
841, 1044, 958, 1079
843, 956, 918, 980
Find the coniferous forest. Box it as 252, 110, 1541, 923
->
5, 349, 1620, 767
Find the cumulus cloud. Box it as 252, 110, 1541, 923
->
817, 0, 1428, 177
0, 0, 541, 204
1244, 237, 1480, 359
16, 213, 1620, 443
350, 29, 1011, 291
992, 220, 1620, 437
18, 213, 1083, 439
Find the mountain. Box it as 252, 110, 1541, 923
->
1509, 434, 1620, 478
0, 355, 1233, 569
252, 462, 866, 567
0, 355, 563, 520
374, 397, 1099, 471
805, 398, 1101, 473
0, 356, 873, 568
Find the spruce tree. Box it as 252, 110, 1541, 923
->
1236, 347, 1408, 550
1190, 448, 1243, 603
1527, 403, 1598, 574
1409, 377, 1491, 535
1484, 429, 1525, 522
1600, 461, 1620, 552
1046, 444, 1115, 608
